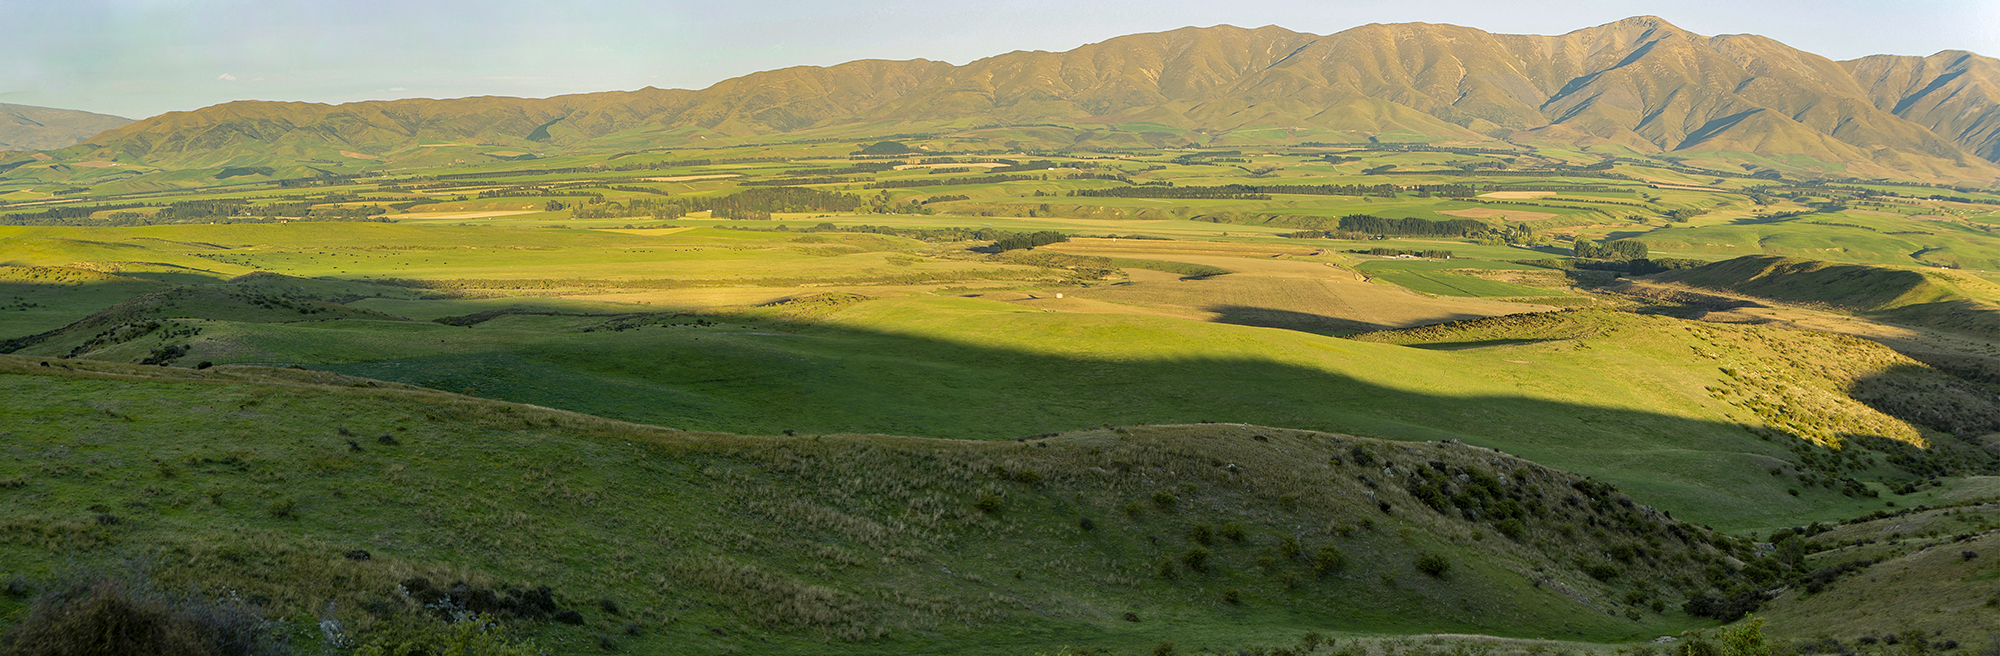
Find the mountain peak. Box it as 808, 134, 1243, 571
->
1559, 15, 1694, 42
1613, 15, 1681, 28
41, 19, 2000, 185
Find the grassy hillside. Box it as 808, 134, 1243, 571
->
1754, 500, 2000, 644
1653, 256, 1963, 311
0, 355, 1766, 654
1652, 255, 2000, 339
7, 253, 1995, 534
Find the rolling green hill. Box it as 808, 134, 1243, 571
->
1652, 255, 2000, 339
0, 353, 1819, 654
7, 247, 1996, 534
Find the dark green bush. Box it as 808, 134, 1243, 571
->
1, 574, 285, 656
1414, 552, 1451, 578
1182, 548, 1212, 573
1312, 546, 1346, 575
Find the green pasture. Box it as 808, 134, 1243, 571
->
1637, 212, 2000, 270
1354, 259, 1566, 298
208, 298, 1888, 533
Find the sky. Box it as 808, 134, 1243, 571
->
4, 0, 1996, 120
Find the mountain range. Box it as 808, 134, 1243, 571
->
34, 17, 2000, 183
0, 103, 131, 151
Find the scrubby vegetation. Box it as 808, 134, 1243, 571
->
0, 354, 1792, 653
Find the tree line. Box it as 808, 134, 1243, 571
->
573, 187, 865, 221
865, 174, 1034, 189
1572, 238, 1649, 260
1353, 248, 1453, 259
1337, 215, 1490, 237
1070, 183, 1475, 200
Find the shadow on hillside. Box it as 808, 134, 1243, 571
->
113, 270, 232, 286
1850, 363, 2000, 442
305, 307, 1978, 530
9, 273, 1979, 529
1398, 338, 1562, 351
1204, 304, 1380, 335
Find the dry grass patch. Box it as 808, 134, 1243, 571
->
639, 174, 741, 182
1437, 208, 1558, 222
1476, 191, 1556, 200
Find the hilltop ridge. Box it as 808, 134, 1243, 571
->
0, 103, 132, 151
26, 18, 2000, 184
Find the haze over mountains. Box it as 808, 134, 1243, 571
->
34, 17, 2000, 184
0, 103, 131, 151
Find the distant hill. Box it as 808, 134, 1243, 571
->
41, 17, 2000, 184
1650, 255, 2000, 388
1652, 255, 2000, 337
0, 103, 131, 150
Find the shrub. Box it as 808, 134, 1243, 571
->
973, 494, 1004, 514
1683, 591, 1762, 621
1717, 617, 1770, 656
1152, 491, 1178, 510
1152, 641, 1176, 656
1312, 546, 1346, 575
1222, 588, 1241, 605
1219, 522, 1246, 543
265, 497, 296, 519
1189, 524, 1214, 545
1182, 548, 1212, 573
1415, 552, 1451, 578
0, 573, 285, 656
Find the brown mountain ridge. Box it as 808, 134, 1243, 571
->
45, 17, 2000, 183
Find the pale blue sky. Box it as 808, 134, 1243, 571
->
3, 0, 1994, 120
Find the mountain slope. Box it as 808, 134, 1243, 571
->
0, 103, 131, 151
1845, 50, 2000, 162
40, 18, 2000, 183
